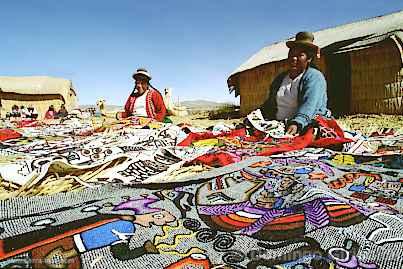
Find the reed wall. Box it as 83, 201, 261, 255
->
349, 39, 402, 114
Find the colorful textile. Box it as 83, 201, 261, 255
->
0, 123, 202, 186
186, 116, 351, 167
310, 115, 352, 147
0, 115, 397, 192
177, 128, 246, 147
0, 151, 401, 268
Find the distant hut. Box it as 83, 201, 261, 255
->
0, 76, 78, 118
228, 11, 403, 116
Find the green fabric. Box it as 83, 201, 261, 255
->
163, 117, 173, 123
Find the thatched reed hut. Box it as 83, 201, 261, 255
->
0, 76, 78, 118
228, 11, 403, 116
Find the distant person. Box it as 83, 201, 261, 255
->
28, 106, 38, 119
259, 31, 331, 135
44, 105, 55, 119
11, 105, 21, 118
20, 106, 29, 118
121, 68, 167, 122
57, 104, 68, 118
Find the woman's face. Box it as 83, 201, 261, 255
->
288, 46, 311, 77
135, 79, 149, 94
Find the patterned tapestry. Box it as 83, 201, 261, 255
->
0, 117, 402, 268
0, 152, 402, 268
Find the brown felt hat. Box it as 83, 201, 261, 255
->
286, 31, 319, 52
132, 68, 152, 81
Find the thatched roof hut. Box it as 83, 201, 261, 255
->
228, 10, 403, 116
0, 76, 78, 118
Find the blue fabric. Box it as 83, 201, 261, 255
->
80, 220, 135, 250
260, 67, 331, 130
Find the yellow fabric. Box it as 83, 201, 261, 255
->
192, 138, 220, 147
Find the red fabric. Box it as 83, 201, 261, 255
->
309, 116, 352, 147
17, 120, 38, 128
123, 88, 167, 122
193, 152, 238, 167
258, 128, 314, 156
244, 130, 266, 142
186, 116, 351, 167
315, 116, 345, 138
190, 131, 314, 167
177, 128, 246, 146
0, 129, 22, 141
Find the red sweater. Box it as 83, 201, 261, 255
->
123, 88, 167, 122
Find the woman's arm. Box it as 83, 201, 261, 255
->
122, 94, 135, 118
151, 91, 167, 122
292, 69, 327, 131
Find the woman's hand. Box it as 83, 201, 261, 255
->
286, 124, 299, 135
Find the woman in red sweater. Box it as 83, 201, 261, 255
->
121, 68, 167, 122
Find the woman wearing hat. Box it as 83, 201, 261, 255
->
260, 32, 331, 135
122, 68, 167, 121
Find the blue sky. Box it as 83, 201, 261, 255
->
1, 1, 402, 105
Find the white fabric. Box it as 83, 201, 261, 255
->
133, 91, 148, 117
246, 109, 292, 138
276, 73, 303, 121
74, 234, 86, 253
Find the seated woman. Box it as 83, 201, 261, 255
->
28, 106, 39, 119
260, 31, 331, 135
57, 104, 68, 118
11, 105, 21, 118
20, 106, 29, 118
121, 68, 167, 122
44, 105, 56, 119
